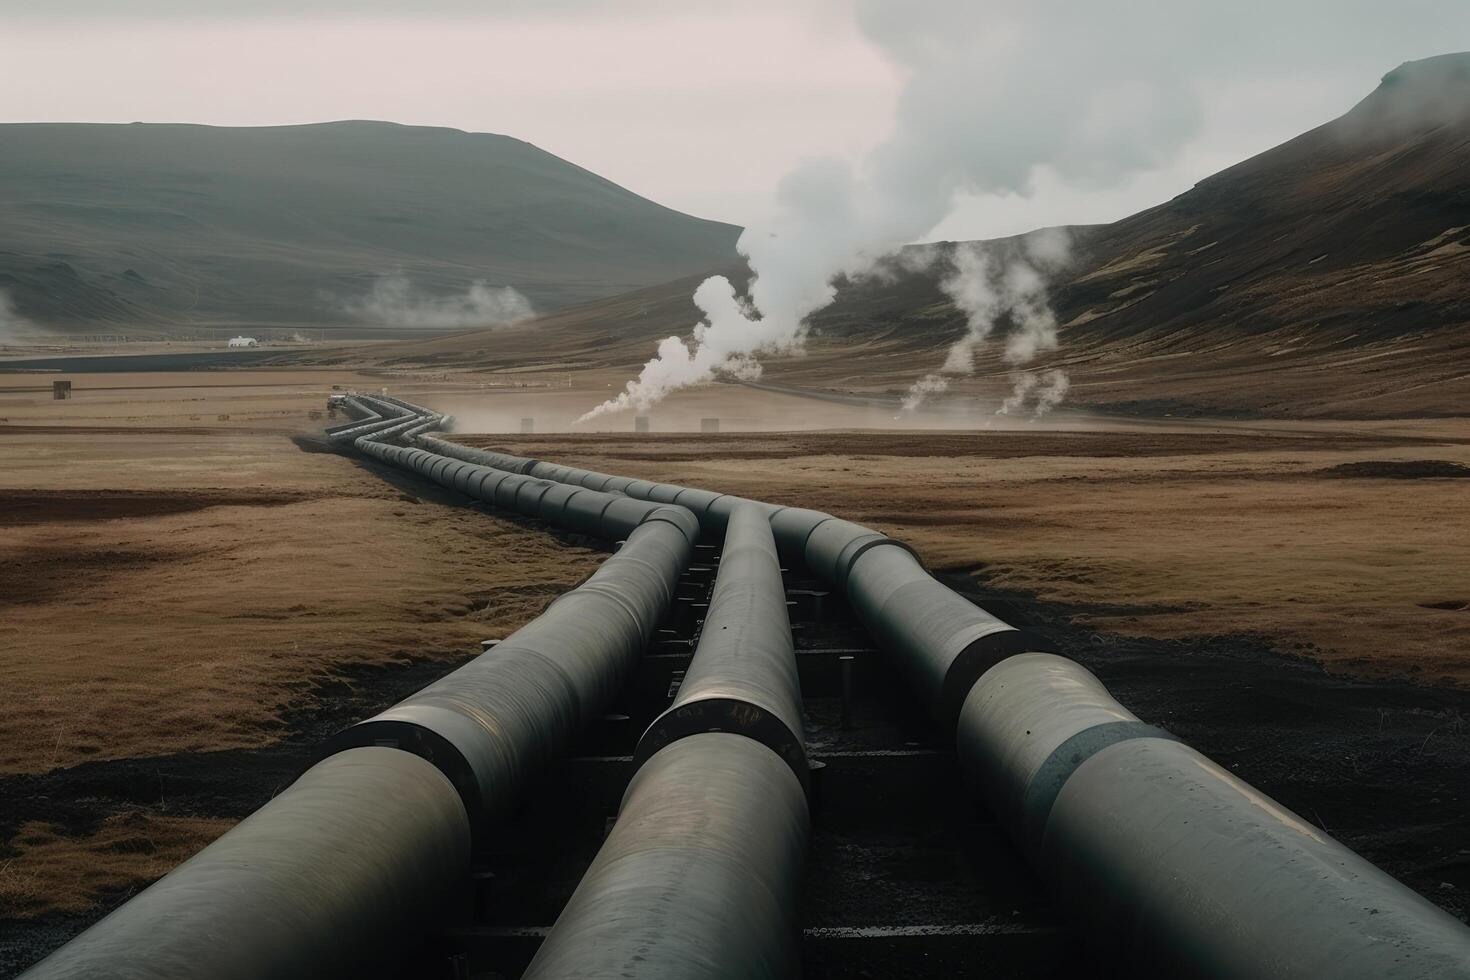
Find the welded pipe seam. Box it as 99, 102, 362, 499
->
1041, 737, 1470, 978
1016, 719, 1177, 854
323, 508, 694, 832
440, 425, 1470, 976
958, 652, 1470, 978
632, 505, 808, 792
842, 542, 1053, 724
424, 439, 1047, 722
329, 408, 412, 444
390, 445, 706, 544
22, 404, 695, 979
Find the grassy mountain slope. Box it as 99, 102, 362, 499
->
0, 121, 739, 332
361, 54, 1470, 418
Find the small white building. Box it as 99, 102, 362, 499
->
227, 336, 259, 348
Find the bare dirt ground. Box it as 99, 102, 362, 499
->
2, 367, 1468, 974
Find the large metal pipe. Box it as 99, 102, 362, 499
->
324, 396, 701, 831
526, 506, 809, 978
634, 504, 808, 790
325, 509, 695, 832
326, 396, 416, 445
21, 748, 470, 980
523, 734, 809, 980
959, 653, 1470, 978
441, 430, 1470, 977
24, 401, 699, 978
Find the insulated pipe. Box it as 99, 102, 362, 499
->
24, 404, 698, 979
21, 748, 470, 980
417, 433, 540, 474
325, 424, 700, 833
445, 431, 1470, 977
324, 512, 694, 832
525, 505, 809, 978
960, 653, 1470, 978
327, 401, 414, 444
840, 541, 1051, 726
323, 396, 378, 432
522, 734, 809, 980
633, 504, 808, 791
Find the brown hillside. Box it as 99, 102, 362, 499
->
313, 54, 1470, 418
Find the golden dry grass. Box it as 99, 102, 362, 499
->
0, 814, 234, 919
487, 421, 1470, 684
4, 367, 1467, 921
0, 376, 606, 776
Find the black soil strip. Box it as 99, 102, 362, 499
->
5, 573, 1469, 975
1319, 459, 1470, 479
0, 489, 313, 526
465, 427, 1470, 462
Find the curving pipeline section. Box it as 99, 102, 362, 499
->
22, 397, 698, 980
525, 504, 809, 979
435, 422, 1470, 978
323, 506, 696, 834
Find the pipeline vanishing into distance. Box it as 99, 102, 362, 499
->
23, 395, 701, 979
23, 392, 1470, 979
414, 400, 1470, 979
524, 505, 809, 977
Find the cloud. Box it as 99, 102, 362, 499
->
582, 3, 1470, 423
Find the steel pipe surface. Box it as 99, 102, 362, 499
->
959, 653, 1470, 978
327, 512, 693, 829
523, 734, 809, 980
21, 748, 469, 980
470, 433, 1470, 978
634, 505, 807, 790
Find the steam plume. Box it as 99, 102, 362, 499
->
580, 2, 1211, 423
0, 289, 37, 342
343, 275, 533, 329
902, 228, 1071, 416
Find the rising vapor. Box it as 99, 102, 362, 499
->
580, 1, 1206, 423
901, 227, 1072, 416
343, 275, 534, 329
0, 289, 37, 342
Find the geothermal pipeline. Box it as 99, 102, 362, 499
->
23, 393, 1470, 979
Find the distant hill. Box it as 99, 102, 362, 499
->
362, 54, 1470, 418
0, 121, 739, 334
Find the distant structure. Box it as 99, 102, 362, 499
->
520, 417, 535, 434
634, 416, 650, 433
52, 380, 72, 400
700, 417, 720, 434
227, 336, 259, 348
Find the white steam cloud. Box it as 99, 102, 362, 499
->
343, 275, 534, 329
0, 289, 37, 342
580, 2, 1208, 424
903, 228, 1074, 417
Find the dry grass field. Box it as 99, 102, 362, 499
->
0, 370, 605, 925
2, 365, 1467, 966
474, 416, 1470, 684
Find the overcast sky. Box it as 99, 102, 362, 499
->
4, 1, 1468, 239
